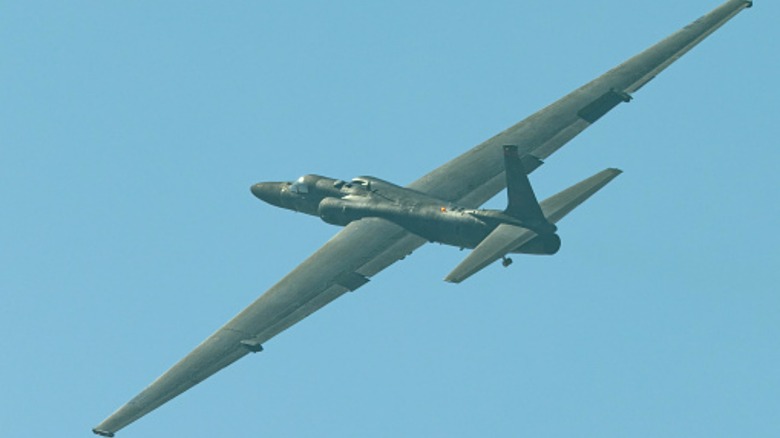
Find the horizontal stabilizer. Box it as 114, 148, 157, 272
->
445, 223, 537, 284
541, 168, 622, 224
444, 168, 622, 284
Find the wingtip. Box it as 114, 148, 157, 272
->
92, 429, 115, 437
443, 275, 460, 284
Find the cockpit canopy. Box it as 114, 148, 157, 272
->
285, 174, 349, 202
350, 177, 371, 190
289, 176, 310, 194
286, 174, 376, 197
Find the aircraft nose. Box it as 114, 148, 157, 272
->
250, 182, 285, 206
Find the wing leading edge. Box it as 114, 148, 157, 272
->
93, 1, 752, 435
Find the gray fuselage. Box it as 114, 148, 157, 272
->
251, 174, 560, 254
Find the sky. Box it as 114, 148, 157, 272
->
2, 1, 779, 437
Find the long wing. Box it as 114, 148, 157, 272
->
93, 218, 428, 437
93, 1, 752, 435
410, 0, 753, 208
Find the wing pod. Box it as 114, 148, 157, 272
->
444, 168, 622, 283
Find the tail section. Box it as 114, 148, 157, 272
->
444, 167, 622, 283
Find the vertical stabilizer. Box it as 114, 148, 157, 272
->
503, 145, 555, 234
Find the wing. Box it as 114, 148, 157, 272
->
409, 0, 753, 208
93, 218, 427, 436
93, 1, 752, 435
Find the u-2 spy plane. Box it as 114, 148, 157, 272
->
93, 1, 753, 436
251, 145, 619, 283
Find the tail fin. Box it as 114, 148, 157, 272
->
503, 145, 556, 234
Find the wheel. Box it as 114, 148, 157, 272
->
502, 257, 513, 267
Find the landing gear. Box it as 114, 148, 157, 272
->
501, 256, 513, 267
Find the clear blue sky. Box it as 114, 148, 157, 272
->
2, 1, 778, 437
